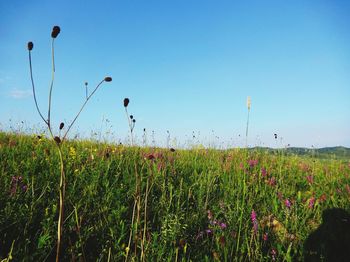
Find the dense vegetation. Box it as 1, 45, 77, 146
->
1, 131, 350, 261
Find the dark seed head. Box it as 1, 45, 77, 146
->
59, 122, 64, 130
85, 82, 88, 86
51, 26, 61, 38
37, 135, 42, 140
130, 115, 133, 120
27, 42, 33, 51
104, 76, 112, 82
143, 128, 146, 132
132, 119, 136, 123
170, 148, 176, 152
274, 134, 277, 139
54, 136, 61, 145
124, 98, 129, 107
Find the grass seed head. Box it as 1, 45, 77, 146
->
59, 122, 64, 130
27, 42, 33, 51
124, 98, 129, 107
130, 115, 133, 120
51, 26, 61, 38
247, 96, 251, 110
104, 76, 112, 82
132, 119, 136, 123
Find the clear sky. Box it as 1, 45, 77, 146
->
0, 0, 349, 148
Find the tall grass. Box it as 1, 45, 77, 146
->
1, 131, 349, 261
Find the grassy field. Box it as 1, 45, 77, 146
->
0, 131, 350, 261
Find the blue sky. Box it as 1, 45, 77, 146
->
0, 0, 349, 148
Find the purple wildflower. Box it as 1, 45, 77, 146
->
261, 167, 267, 177
219, 222, 227, 230
205, 229, 213, 235
248, 159, 258, 168
308, 197, 315, 209
284, 198, 291, 209
251, 209, 258, 234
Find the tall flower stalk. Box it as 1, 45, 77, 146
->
245, 96, 251, 148
27, 26, 112, 261
123, 98, 136, 146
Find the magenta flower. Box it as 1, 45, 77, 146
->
251, 209, 258, 234
284, 198, 291, 209
248, 159, 258, 168
308, 197, 315, 208
219, 222, 227, 230
261, 167, 267, 177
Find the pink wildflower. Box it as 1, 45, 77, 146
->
308, 197, 315, 208
284, 198, 291, 209
251, 209, 258, 234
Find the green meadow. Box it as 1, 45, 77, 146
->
1, 131, 349, 261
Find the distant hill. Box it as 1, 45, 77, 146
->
250, 146, 350, 160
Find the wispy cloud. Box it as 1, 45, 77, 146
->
9, 88, 32, 99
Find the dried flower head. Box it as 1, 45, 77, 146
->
170, 148, 176, 152
54, 136, 61, 145
27, 42, 33, 51
132, 119, 136, 123
247, 96, 251, 110
85, 82, 88, 86
59, 122, 64, 130
130, 115, 133, 120
104, 76, 112, 82
124, 98, 129, 107
51, 26, 61, 38
274, 134, 277, 139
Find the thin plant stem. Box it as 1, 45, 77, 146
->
28, 51, 47, 125
48, 38, 56, 127
56, 146, 65, 262
62, 79, 105, 143
245, 108, 250, 148
124, 107, 134, 146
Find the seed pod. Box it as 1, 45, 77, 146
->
124, 98, 129, 107
54, 136, 61, 145
27, 41, 33, 51
59, 122, 64, 130
104, 76, 112, 82
51, 26, 61, 38
132, 119, 136, 123
170, 148, 176, 152
130, 115, 133, 119
274, 134, 277, 139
